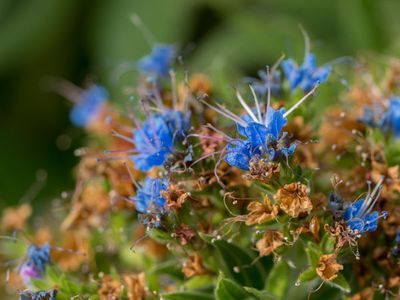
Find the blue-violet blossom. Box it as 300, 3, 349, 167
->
137, 44, 175, 78
69, 85, 108, 127
202, 83, 318, 171
343, 178, 388, 234
19, 244, 51, 284
282, 53, 331, 92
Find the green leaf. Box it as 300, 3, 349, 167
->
184, 275, 214, 290
305, 243, 321, 267
161, 291, 214, 300
244, 287, 277, 300
147, 228, 173, 243
265, 260, 289, 299
215, 274, 249, 300
212, 240, 267, 289
298, 267, 317, 283
148, 260, 184, 280
320, 234, 336, 253
326, 273, 351, 293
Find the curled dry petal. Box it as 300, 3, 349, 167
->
316, 253, 343, 281
245, 196, 279, 226
256, 231, 285, 257
275, 182, 313, 217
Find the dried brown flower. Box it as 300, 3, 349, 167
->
123, 273, 146, 300
275, 182, 313, 217
245, 196, 279, 226
162, 184, 190, 210
173, 224, 196, 246
244, 157, 280, 183
1, 203, 32, 231
316, 253, 343, 281
99, 275, 123, 300
256, 231, 285, 257
182, 254, 208, 278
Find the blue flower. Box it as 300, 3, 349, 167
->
137, 44, 175, 78
19, 290, 57, 300
70, 85, 108, 127
245, 70, 282, 96
132, 177, 168, 213
161, 109, 191, 140
130, 110, 190, 172
19, 244, 51, 284
343, 179, 387, 234
225, 108, 296, 170
201, 83, 316, 171
380, 97, 400, 138
26, 244, 51, 273
343, 200, 380, 233
282, 53, 331, 92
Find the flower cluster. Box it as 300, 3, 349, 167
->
19, 244, 51, 285
2, 34, 400, 300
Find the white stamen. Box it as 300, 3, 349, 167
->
201, 99, 246, 126
236, 90, 258, 122
124, 162, 141, 189
215, 103, 248, 125
129, 14, 156, 47
169, 70, 178, 110
264, 66, 271, 125
299, 24, 310, 59
283, 83, 319, 118
111, 130, 135, 144
249, 85, 262, 123
205, 124, 235, 142
356, 176, 384, 218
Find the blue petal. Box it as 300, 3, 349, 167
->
265, 107, 287, 138
363, 211, 379, 232
69, 85, 108, 127
137, 44, 175, 77
134, 177, 168, 213
282, 59, 303, 90
347, 219, 365, 232
236, 114, 255, 136
244, 122, 269, 148
224, 151, 251, 170
343, 199, 364, 221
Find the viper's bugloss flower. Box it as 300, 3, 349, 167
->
130, 111, 190, 172
282, 53, 331, 92
19, 244, 51, 284
132, 177, 168, 214
69, 85, 108, 127
18, 289, 57, 300
19, 263, 42, 284
380, 97, 400, 138
137, 44, 175, 78
343, 178, 388, 234
246, 69, 282, 96
225, 108, 296, 170
202, 81, 318, 171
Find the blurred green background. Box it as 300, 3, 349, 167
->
1, 0, 400, 208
